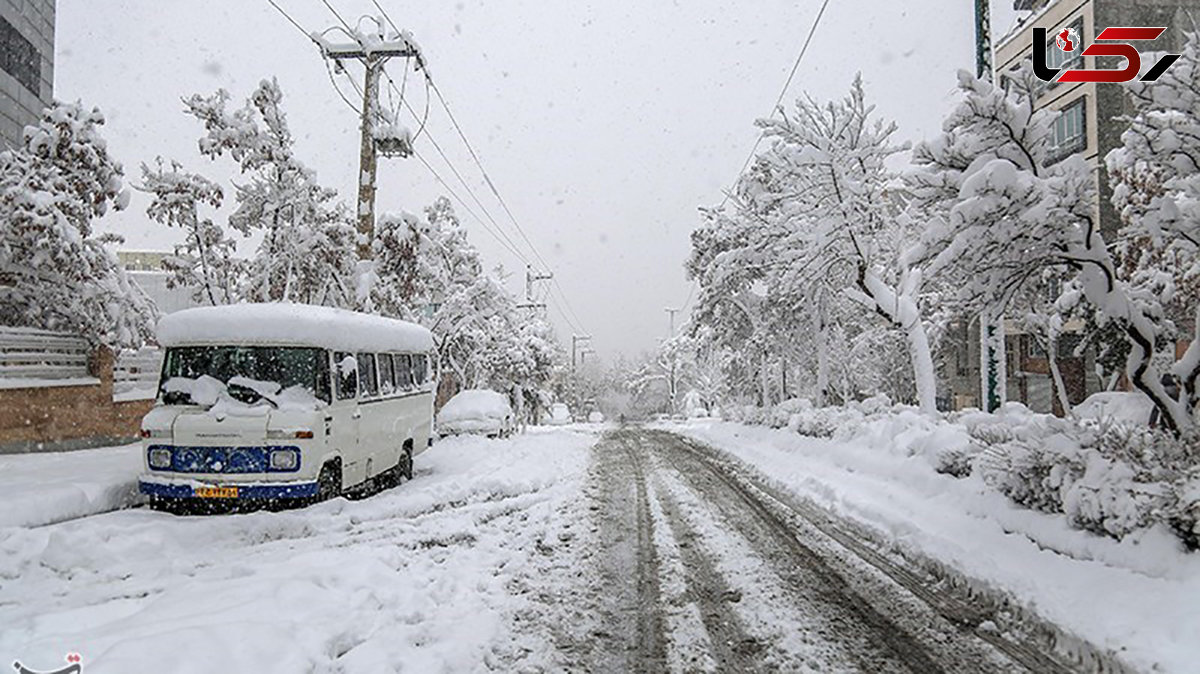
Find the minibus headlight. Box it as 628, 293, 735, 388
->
148, 448, 172, 469
270, 449, 299, 470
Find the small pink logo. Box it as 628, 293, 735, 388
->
12, 652, 83, 674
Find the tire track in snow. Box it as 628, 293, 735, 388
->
658, 429, 1077, 673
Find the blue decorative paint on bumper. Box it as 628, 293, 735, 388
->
139, 479, 319, 500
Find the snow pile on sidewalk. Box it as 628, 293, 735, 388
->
0, 443, 143, 528
670, 413, 1200, 673
724, 397, 1200, 549
0, 430, 598, 674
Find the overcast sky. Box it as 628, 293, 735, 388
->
56, 0, 1018, 360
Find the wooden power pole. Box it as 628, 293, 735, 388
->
318, 30, 420, 259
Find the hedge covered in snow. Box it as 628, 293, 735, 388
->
726, 399, 1200, 550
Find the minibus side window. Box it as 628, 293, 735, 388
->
335, 352, 357, 400
358, 353, 379, 398
395, 353, 414, 391
378, 353, 395, 396
412, 354, 427, 387
315, 350, 332, 403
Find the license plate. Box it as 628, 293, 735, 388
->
194, 486, 238, 499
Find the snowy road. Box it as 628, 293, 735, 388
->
4, 427, 1094, 672
580, 428, 1069, 673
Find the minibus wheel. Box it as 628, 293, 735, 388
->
401, 445, 414, 480
317, 461, 342, 502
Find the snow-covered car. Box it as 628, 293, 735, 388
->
546, 402, 572, 426
1074, 391, 1154, 425
587, 410, 604, 423
438, 389, 515, 438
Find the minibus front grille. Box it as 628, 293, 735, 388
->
147, 445, 301, 473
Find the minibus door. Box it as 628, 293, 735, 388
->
332, 352, 362, 485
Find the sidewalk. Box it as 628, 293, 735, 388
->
0, 443, 142, 528
667, 419, 1200, 674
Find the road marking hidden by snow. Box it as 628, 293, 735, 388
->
669, 421, 1200, 674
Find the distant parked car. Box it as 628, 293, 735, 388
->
546, 402, 572, 426
1075, 391, 1154, 425
588, 410, 604, 423
437, 389, 514, 438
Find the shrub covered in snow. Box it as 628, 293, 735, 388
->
734, 398, 1200, 550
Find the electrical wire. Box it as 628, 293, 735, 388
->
264, 0, 316, 43
368, 0, 590, 335
718, 0, 832, 208
412, 150, 533, 265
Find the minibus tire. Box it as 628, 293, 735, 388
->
317, 462, 342, 502
401, 445, 414, 480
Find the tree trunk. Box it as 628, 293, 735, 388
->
855, 267, 938, 415
1045, 330, 1073, 417
814, 299, 829, 406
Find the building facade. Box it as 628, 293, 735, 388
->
117, 251, 205, 317
0, 0, 55, 149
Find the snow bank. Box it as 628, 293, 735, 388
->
0, 430, 598, 673
157, 302, 434, 353
0, 443, 142, 528
669, 416, 1200, 673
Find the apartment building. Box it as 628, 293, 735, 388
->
0, 0, 55, 149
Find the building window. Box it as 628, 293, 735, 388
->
0, 16, 40, 96
1049, 97, 1086, 163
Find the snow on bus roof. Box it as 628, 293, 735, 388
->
157, 303, 434, 353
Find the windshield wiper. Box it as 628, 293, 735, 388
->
227, 381, 278, 407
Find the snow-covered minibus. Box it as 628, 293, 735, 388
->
137, 303, 435, 510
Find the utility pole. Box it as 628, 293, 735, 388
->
974, 0, 993, 82
572, 334, 592, 371
974, 0, 1003, 411
665, 306, 681, 415
517, 265, 553, 314
317, 27, 420, 259
665, 306, 680, 336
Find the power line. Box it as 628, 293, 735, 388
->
319, 0, 354, 33
264, 0, 316, 43
719, 0, 832, 208
426, 79, 548, 269
426, 78, 591, 334
378, 71, 528, 261
411, 149, 532, 265
368, 0, 590, 336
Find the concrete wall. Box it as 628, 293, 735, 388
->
0, 346, 154, 454
0, 0, 55, 150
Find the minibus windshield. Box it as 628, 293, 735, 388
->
160, 346, 330, 406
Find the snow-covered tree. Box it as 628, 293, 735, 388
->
0, 102, 154, 348
911, 68, 1188, 431
747, 76, 937, 412
1107, 30, 1200, 417
371, 198, 562, 403
138, 158, 240, 306
183, 79, 356, 306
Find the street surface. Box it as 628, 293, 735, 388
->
2, 427, 1079, 673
